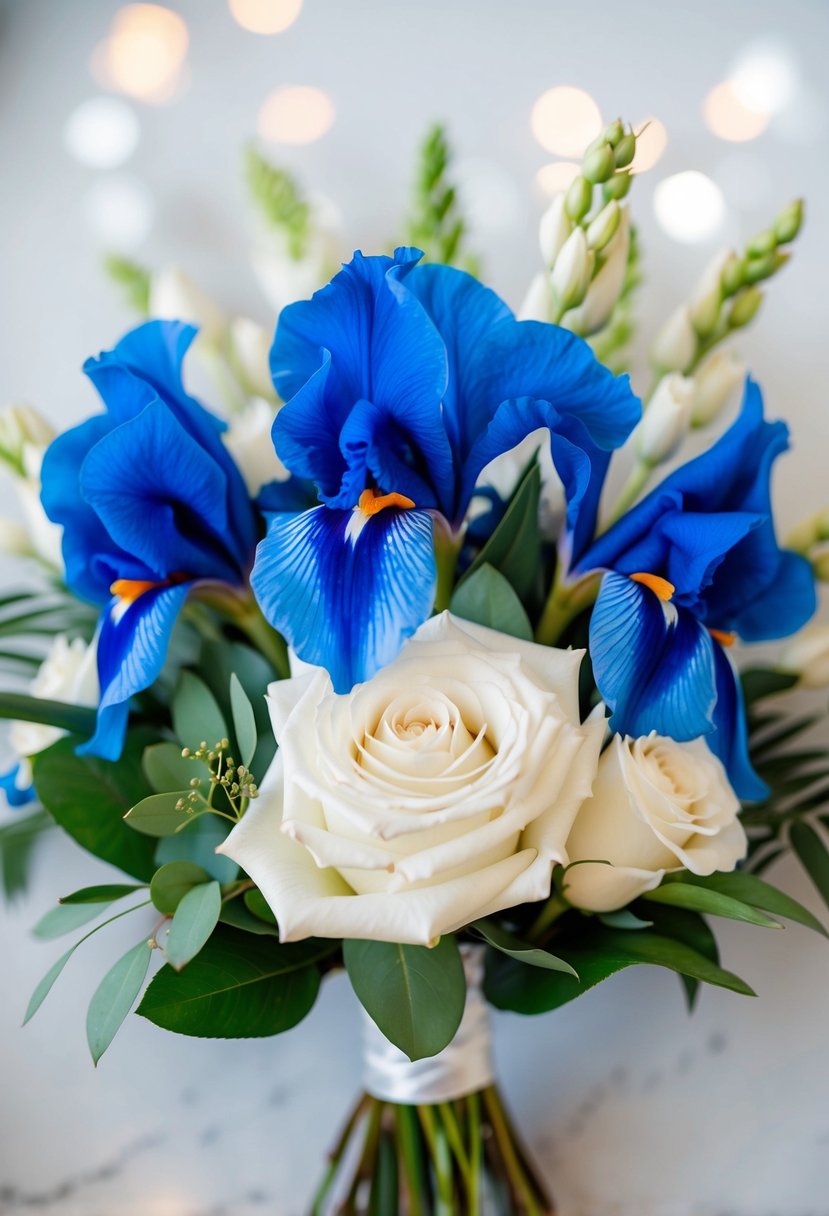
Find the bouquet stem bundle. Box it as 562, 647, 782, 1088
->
310, 1085, 553, 1215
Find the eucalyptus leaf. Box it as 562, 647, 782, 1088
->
33, 901, 106, 940
790, 821, 829, 913
449, 564, 533, 641
31, 733, 157, 881
172, 671, 228, 752
86, 940, 152, 1065
219, 897, 281, 936
124, 792, 193, 838
142, 741, 210, 794
643, 882, 782, 929
244, 888, 277, 924
150, 862, 210, 914
60, 884, 145, 905
598, 909, 653, 930
472, 918, 578, 977
164, 880, 222, 970
154, 813, 239, 883
198, 640, 277, 780
23, 943, 79, 1025
230, 673, 257, 769
344, 936, 466, 1062
137, 926, 328, 1037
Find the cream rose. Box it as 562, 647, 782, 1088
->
564, 733, 748, 913
218, 613, 605, 945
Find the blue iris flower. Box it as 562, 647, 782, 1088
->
0, 763, 35, 807
251, 247, 640, 690
579, 379, 816, 799
41, 321, 259, 761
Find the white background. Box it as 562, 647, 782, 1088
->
1, 1, 828, 1213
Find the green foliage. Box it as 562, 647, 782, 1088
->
343, 936, 466, 1062
150, 861, 210, 914
0, 810, 52, 901
460, 457, 542, 605
405, 124, 478, 273
219, 896, 281, 936
60, 883, 145, 905
155, 814, 238, 883
643, 881, 782, 929
229, 673, 257, 769
143, 741, 211, 794
124, 791, 193, 838
137, 926, 330, 1038
0, 693, 96, 736
244, 887, 277, 924
485, 922, 754, 1015
0, 589, 97, 682
471, 919, 578, 977
245, 145, 311, 259
32, 733, 157, 880
164, 880, 222, 970
790, 822, 829, 911
33, 901, 110, 940
86, 940, 152, 1065
172, 671, 228, 753
198, 640, 278, 779
660, 870, 827, 938
449, 563, 532, 641
103, 254, 151, 314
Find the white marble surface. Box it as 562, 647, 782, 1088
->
2, 0, 829, 1212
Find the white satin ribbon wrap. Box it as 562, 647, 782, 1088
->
362, 946, 494, 1104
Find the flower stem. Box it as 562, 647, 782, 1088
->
309, 1093, 370, 1215
602, 458, 652, 530
534, 570, 601, 647
527, 893, 570, 943
433, 521, 463, 613
482, 1087, 544, 1216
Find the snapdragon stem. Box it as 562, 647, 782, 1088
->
534, 571, 601, 647
602, 458, 652, 529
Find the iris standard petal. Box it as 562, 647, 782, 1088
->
80, 582, 192, 760
725, 547, 817, 642
251, 503, 436, 692
80, 399, 238, 583
707, 642, 768, 801
590, 572, 717, 740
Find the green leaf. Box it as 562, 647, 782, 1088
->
86, 941, 152, 1065
219, 897, 281, 936
229, 673, 257, 768
741, 668, 798, 707
598, 909, 653, 930
244, 888, 277, 924
33, 901, 107, 940
198, 640, 277, 781
172, 671, 228, 752
150, 862, 210, 914
31, 732, 157, 881
245, 145, 311, 258
460, 458, 541, 602
644, 881, 782, 929
164, 880, 222, 970
124, 792, 193, 838
103, 253, 150, 313
142, 741, 210, 794
343, 936, 466, 1062
472, 918, 578, 977
449, 564, 533, 641
790, 821, 829, 913
60, 883, 145, 905
0, 692, 97, 735
137, 925, 327, 1037
665, 871, 828, 938
154, 813, 239, 883
0, 810, 52, 901
485, 927, 754, 1014
23, 943, 79, 1025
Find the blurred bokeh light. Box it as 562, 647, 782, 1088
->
535, 161, 581, 195
703, 81, 770, 141
257, 85, 335, 144
530, 86, 602, 157
91, 4, 189, 104
631, 118, 668, 172
64, 96, 140, 168
228, 0, 304, 35
653, 170, 726, 243
83, 175, 155, 248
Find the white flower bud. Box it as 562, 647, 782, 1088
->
0, 516, 33, 557
538, 193, 572, 267
517, 272, 553, 323
564, 207, 630, 336
223, 397, 290, 496
586, 200, 620, 252
691, 349, 747, 427
551, 228, 591, 314
229, 317, 275, 401
0, 404, 55, 469
779, 625, 829, 689
650, 305, 698, 373
148, 267, 226, 344
636, 373, 694, 465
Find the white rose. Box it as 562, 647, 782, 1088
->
564, 733, 747, 913
779, 624, 829, 688
219, 613, 605, 945
9, 635, 99, 786
223, 397, 290, 496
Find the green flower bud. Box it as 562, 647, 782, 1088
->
601, 119, 624, 147
746, 229, 776, 258
774, 199, 803, 244
690, 284, 722, 340
742, 252, 777, 284
603, 171, 632, 201
728, 287, 763, 329
613, 132, 636, 169
583, 143, 616, 185
565, 175, 593, 222
586, 200, 621, 251
721, 254, 744, 297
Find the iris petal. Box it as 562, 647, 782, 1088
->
0, 764, 35, 807
708, 642, 769, 801
590, 572, 717, 740
81, 582, 192, 760
251, 504, 436, 692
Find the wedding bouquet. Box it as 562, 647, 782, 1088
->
3, 118, 829, 1214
